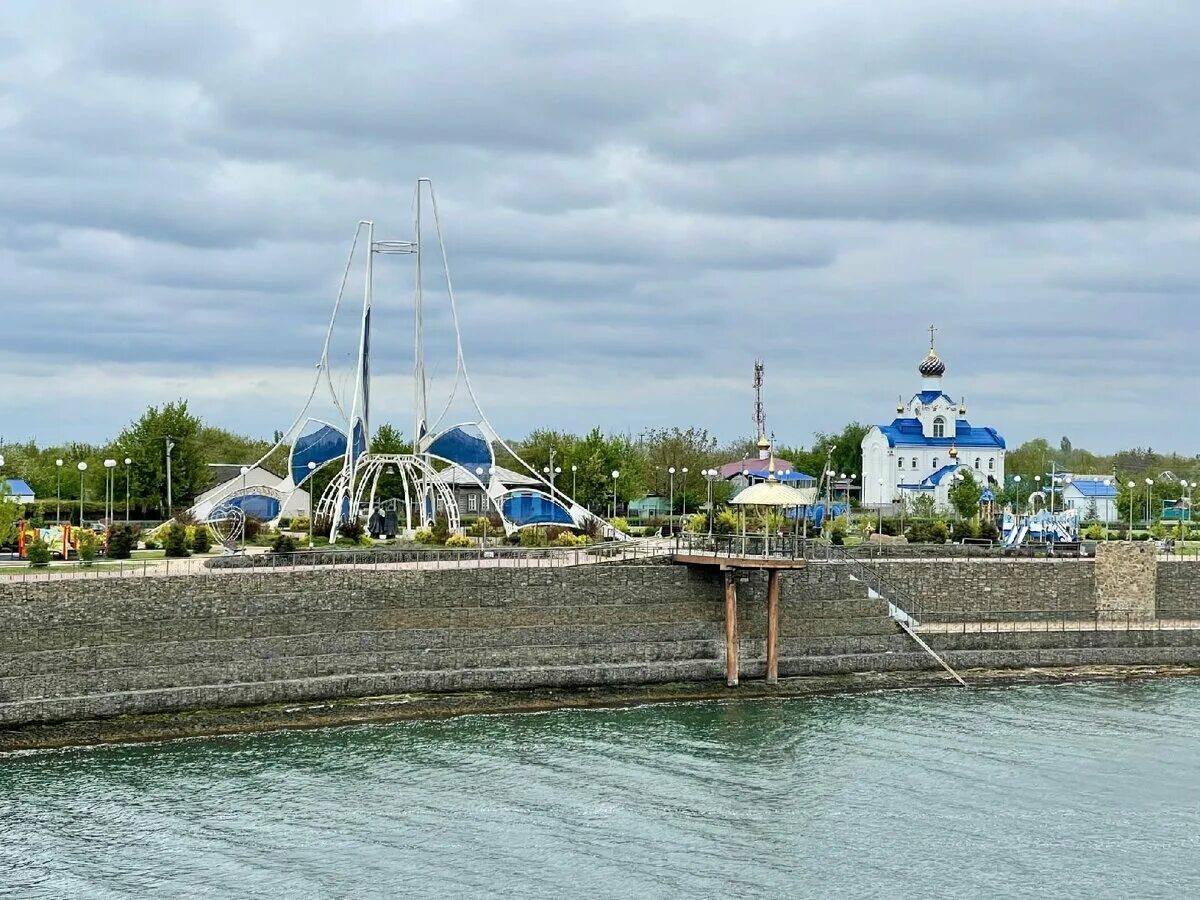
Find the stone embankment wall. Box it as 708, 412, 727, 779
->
1, 551, 1198, 728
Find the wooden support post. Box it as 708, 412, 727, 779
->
724, 569, 739, 687
766, 569, 780, 684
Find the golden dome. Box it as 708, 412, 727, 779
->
948, 445, 959, 459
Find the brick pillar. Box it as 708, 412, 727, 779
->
1094, 542, 1157, 623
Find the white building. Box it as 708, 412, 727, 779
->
2, 478, 35, 504
861, 333, 1006, 511
188, 464, 310, 525
1059, 476, 1118, 522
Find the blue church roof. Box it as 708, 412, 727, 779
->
914, 390, 955, 405
925, 464, 961, 485
3, 478, 33, 496
878, 418, 1005, 450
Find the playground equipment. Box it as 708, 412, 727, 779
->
1001, 508, 1079, 547
16, 522, 104, 560
190, 180, 624, 543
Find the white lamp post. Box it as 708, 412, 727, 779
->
103, 459, 117, 527
1013, 475, 1022, 512
124, 457, 132, 523
55, 458, 64, 522
703, 469, 717, 537
307, 461, 317, 547
571, 464, 577, 498
611, 470, 620, 519
877, 477, 884, 534
77, 462, 87, 526
1145, 477, 1154, 528
1128, 481, 1136, 537
668, 466, 676, 522
681, 467, 689, 519
240, 466, 250, 551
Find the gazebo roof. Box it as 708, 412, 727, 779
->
730, 481, 816, 507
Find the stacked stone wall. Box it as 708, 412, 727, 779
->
1094, 542, 1157, 620
1, 554, 1199, 729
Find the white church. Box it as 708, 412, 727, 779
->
861, 329, 1005, 510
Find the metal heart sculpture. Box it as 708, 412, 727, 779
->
206, 502, 246, 550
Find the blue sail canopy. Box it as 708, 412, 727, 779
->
291, 422, 347, 485
502, 491, 574, 527
427, 425, 493, 470
227, 494, 282, 522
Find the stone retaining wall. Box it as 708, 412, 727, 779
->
1, 554, 1198, 728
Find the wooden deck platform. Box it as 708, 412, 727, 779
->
671, 554, 807, 571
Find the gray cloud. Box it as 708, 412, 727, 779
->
2, 0, 1199, 453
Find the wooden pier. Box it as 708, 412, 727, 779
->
672, 553, 807, 687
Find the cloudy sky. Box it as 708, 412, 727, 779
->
3, 0, 1198, 453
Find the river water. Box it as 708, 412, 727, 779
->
2, 680, 1198, 899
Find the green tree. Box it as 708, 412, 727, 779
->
948, 470, 983, 520
117, 401, 207, 516
163, 520, 191, 557
0, 481, 19, 547
367, 423, 410, 503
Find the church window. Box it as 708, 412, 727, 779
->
974, 457, 981, 470
897, 457, 904, 469
932, 416, 946, 438
988, 458, 995, 470
932, 457, 939, 470
912, 457, 918, 468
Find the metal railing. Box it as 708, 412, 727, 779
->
0, 540, 667, 583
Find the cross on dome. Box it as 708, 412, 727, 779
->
918, 325, 946, 377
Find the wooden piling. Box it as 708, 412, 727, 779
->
724, 569, 739, 687
766, 569, 780, 684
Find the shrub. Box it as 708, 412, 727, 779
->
950, 520, 979, 543
713, 510, 739, 535
687, 513, 707, 533
608, 517, 630, 535
78, 532, 98, 566
338, 519, 366, 542
431, 514, 450, 544
243, 516, 264, 542
290, 515, 309, 532
106, 524, 138, 559
580, 516, 601, 540
26, 538, 51, 568
979, 519, 1000, 541
414, 528, 437, 544
554, 531, 585, 547
879, 516, 901, 537
192, 525, 212, 554
163, 520, 191, 558
519, 526, 545, 547
1083, 523, 1106, 541
906, 519, 948, 544
446, 534, 473, 548
271, 533, 297, 554
278, 517, 292, 529
143, 539, 159, 551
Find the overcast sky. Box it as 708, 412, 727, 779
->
3, 1, 1198, 453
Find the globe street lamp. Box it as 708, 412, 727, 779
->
1013, 475, 1022, 512
877, 477, 884, 534
124, 457, 132, 523
681, 467, 689, 519
1127, 481, 1136, 537
307, 461, 317, 548
570, 464, 577, 498
104, 459, 117, 527
77, 462, 88, 527
611, 470, 620, 520
668, 467, 676, 523
1145, 477, 1154, 528
702, 469, 717, 537
55, 458, 64, 522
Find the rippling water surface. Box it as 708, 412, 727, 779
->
2, 680, 1199, 899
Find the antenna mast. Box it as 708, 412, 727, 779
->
753, 360, 766, 442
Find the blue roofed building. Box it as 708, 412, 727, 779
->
1059, 475, 1118, 522
861, 329, 1006, 511
2, 478, 35, 504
